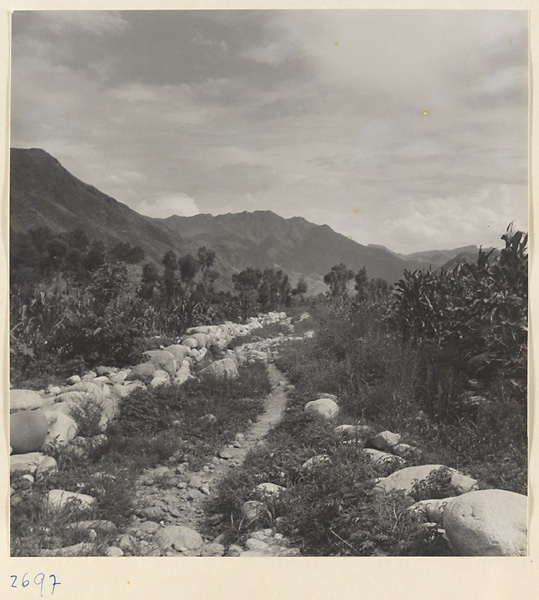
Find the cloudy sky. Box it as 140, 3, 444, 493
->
11, 10, 528, 253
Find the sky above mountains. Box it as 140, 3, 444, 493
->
11, 10, 528, 253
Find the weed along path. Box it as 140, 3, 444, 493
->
118, 353, 296, 557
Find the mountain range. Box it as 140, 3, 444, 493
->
10, 148, 480, 293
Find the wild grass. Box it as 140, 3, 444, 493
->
11, 359, 272, 555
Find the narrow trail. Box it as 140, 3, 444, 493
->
122, 356, 292, 556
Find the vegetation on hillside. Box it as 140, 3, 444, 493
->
207, 226, 527, 555
10, 227, 305, 386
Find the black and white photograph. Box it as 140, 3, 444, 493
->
8, 9, 528, 560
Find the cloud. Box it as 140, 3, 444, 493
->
10, 10, 528, 254
37, 11, 130, 35
136, 194, 200, 219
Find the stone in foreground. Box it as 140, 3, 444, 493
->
10, 409, 49, 454
154, 525, 203, 552
199, 358, 239, 381
375, 464, 478, 496
304, 398, 339, 420
443, 489, 527, 556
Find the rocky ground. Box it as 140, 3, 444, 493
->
116, 360, 301, 557
9, 311, 527, 557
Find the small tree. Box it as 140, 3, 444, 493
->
324, 263, 354, 298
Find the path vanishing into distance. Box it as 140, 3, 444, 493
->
126, 360, 296, 557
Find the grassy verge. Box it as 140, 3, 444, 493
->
207, 300, 526, 555
11, 360, 271, 556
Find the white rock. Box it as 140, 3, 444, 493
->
66, 375, 81, 385
199, 358, 239, 382
443, 490, 527, 556
241, 500, 266, 522
301, 454, 330, 470
10, 390, 53, 413
35, 455, 59, 480
47, 489, 95, 510
370, 430, 401, 451
363, 448, 406, 469
43, 411, 78, 448
304, 398, 339, 419
375, 465, 478, 496
257, 483, 285, 496
409, 498, 454, 523
10, 452, 46, 474
154, 526, 203, 551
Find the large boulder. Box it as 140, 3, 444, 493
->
443, 490, 527, 556
10, 390, 53, 413
198, 358, 239, 382
43, 411, 78, 448
10, 409, 49, 454
125, 362, 156, 383
304, 398, 340, 420
143, 350, 177, 375
375, 465, 478, 497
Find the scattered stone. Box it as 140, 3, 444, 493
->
154, 526, 203, 552
369, 430, 401, 451
392, 443, 422, 460
188, 474, 203, 488
200, 542, 225, 557
363, 448, 406, 469
38, 542, 93, 557
105, 546, 124, 557
117, 533, 136, 551
10, 390, 52, 413
143, 350, 177, 375
301, 454, 331, 470
410, 498, 454, 523
334, 424, 374, 441
227, 544, 243, 557
245, 538, 269, 551
375, 465, 478, 497
47, 489, 95, 510
10, 452, 47, 475
242, 500, 267, 522
257, 482, 285, 496
43, 411, 78, 448
125, 362, 157, 384
66, 375, 81, 385
35, 455, 58, 480
443, 490, 527, 556
219, 447, 243, 460
304, 398, 339, 420
199, 358, 239, 382
67, 520, 117, 533
138, 521, 160, 535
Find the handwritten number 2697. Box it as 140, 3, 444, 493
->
10, 573, 60, 597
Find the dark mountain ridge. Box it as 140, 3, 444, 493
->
10, 147, 479, 292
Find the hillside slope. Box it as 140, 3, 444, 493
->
10, 147, 477, 291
